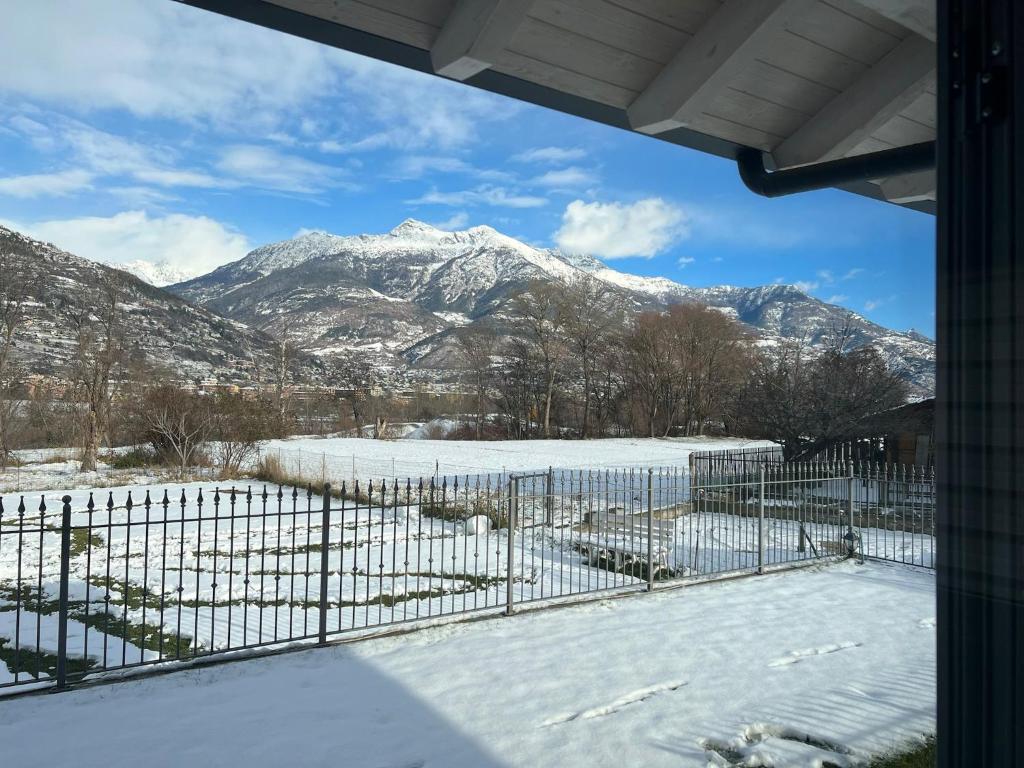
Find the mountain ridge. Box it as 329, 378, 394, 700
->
0, 225, 325, 385
169, 219, 935, 395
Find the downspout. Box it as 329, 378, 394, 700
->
737, 141, 936, 198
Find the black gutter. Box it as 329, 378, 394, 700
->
737, 141, 936, 198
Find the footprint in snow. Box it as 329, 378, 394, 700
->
918, 617, 936, 629
700, 723, 856, 767
541, 680, 687, 726
768, 641, 862, 668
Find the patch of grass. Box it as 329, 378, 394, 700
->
0, 637, 95, 681
104, 447, 159, 470
253, 455, 371, 503
870, 738, 935, 767
419, 496, 509, 530
0, 579, 197, 676
375, 570, 508, 591
70, 528, 105, 557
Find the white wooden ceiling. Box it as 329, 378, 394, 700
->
240, 0, 939, 204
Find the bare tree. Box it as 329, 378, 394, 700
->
663, 304, 748, 436
510, 281, 567, 438
590, 343, 627, 437
273, 335, 293, 435
209, 393, 273, 477
0, 252, 28, 467
734, 326, 909, 459
560, 276, 622, 438
495, 338, 539, 439
70, 280, 126, 471
620, 311, 674, 437
455, 326, 495, 439
141, 385, 211, 478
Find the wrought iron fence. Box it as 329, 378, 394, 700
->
0, 455, 934, 693
690, 459, 936, 570
688, 445, 784, 477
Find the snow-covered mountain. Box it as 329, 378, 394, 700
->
0, 226, 325, 384
110, 259, 199, 287
171, 220, 936, 395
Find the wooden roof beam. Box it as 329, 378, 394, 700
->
880, 170, 936, 203
430, 0, 535, 81
772, 35, 936, 169
626, 0, 807, 136
852, 0, 936, 42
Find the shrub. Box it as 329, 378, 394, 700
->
418, 494, 508, 529
106, 446, 159, 470
252, 454, 369, 503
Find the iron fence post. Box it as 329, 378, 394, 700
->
318, 483, 331, 645
758, 467, 766, 574
847, 462, 859, 562
646, 469, 655, 590
545, 466, 553, 525
506, 476, 516, 616
55, 495, 72, 691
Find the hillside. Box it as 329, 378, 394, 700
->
0, 225, 325, 385
171, 220, 936, 394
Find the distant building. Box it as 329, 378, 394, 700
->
845, 399, 935, 468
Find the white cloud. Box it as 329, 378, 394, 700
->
1, 0, 518, 159
6, 113, 349, 196
318, 56, 518, 153
389, 156, 513, 183
216, 145, 345, 194
531, 167, 598, 188
826, 294, 849, 304
842, 267, 865, 280
554, 198, 687, 259
0, 169, 93, 198
106, 186, 179, 206
8, 115, 55, 150
512, 147, 587, 164
132, 168, 228, 189
794, 280, 819, 293
392, 156, 473, 178
9, 210, 251, 276
0, 1, 342, 128
816, 269, 835, 283
677, 256, 696, 268
432, 212, 470, 230
407, 185, 547, 209
6, 114, 230, 191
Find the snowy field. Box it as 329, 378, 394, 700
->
263, 435, 774, 484
0, 436, 770, 494
0, 561, 936, 768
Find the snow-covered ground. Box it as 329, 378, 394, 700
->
264, 435, 775, 481
0, 561, 936, 767
0, 445, 214, 493
1, 436, 768, 494
0, 465, 933, 692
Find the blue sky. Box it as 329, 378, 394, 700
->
0, 1, 935, 334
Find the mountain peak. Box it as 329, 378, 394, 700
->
389, 219, 444, 238
111, 259, 198, 287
